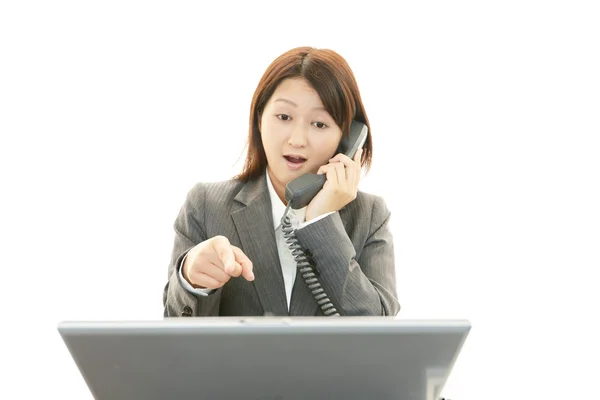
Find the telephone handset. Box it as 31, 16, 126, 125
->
284, 120, 369, 209
280, 120, 368, 317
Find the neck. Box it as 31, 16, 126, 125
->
267, 167, 288, 206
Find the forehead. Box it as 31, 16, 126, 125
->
269, 77, 324, 108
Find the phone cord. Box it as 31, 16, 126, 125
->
281, 203, 340, 316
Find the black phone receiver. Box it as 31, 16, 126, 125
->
284, 120, 368, 209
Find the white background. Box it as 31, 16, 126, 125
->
1, 1, 599, 399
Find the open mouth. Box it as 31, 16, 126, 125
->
283, 155, 306, 163
283, 155, 307, 169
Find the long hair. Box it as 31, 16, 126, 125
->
234, 47, 373, 182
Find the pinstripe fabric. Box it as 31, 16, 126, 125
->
162, 173, 400, 317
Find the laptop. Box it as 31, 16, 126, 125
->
57, 317, 470, 400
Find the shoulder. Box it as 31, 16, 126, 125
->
342, 189, 392, 233
182, 178, 244, 210
351, 190, 391, 219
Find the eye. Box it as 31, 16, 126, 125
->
313, 121, 328, 129
277, 114, 292, 121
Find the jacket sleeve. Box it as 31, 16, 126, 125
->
162, 183, 222, 317
294, 196, 400, 316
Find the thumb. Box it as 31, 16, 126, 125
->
232, 246, 254, 281
210, 235, 238, 275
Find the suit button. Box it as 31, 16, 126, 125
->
181, 305, 193, 317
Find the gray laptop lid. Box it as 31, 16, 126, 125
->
58, 317, 470, 400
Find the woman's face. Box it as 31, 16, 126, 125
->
260, 77, 343, 197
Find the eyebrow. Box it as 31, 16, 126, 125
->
273, 98, 327, 112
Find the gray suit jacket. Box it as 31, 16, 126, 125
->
162, 173, 400, 317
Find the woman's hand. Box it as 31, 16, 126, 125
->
182, 235, 254, 289
305, 148, 363, 222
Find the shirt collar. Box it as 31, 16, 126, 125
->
266, 169, 306, 230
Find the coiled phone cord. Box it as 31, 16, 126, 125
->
281, 203, 340, 316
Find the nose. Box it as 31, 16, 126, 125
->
288, 122, 308, 148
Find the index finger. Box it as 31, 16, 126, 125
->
211, 236, 239, 276
329, 150, 361, 166
232, 246, 254, 281
354, 147, 363, 163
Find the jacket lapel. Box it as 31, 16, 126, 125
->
288, 271, 319, 316
231, 175, 289, 316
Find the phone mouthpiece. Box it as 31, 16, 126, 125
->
285, 173, 327, 209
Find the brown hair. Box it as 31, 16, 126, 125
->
234, 46, 373, 182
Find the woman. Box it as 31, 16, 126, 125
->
163, 46, 400, 317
